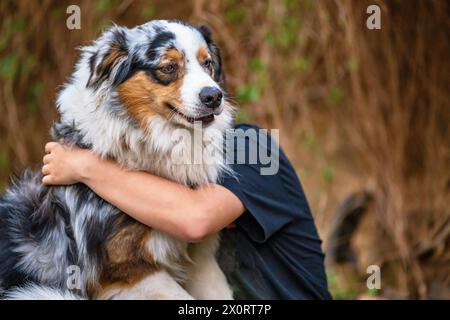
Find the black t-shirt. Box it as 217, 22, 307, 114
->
217, 124, 331, 300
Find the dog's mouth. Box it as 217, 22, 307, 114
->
164, 103, 215, 125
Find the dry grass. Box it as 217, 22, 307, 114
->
0, 0, 449, 298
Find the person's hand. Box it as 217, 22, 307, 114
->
42, 142, 98, 185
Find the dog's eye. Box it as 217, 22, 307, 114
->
160, 63, 177, 74
203, 59, 212, 68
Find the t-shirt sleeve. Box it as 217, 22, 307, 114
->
219, 124, 310, 243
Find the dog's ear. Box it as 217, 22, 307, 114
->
197, 24, 226, 90
197, 24, 213, 42
86, 27, 131, 89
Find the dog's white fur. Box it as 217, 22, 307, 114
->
5, 21, 234, 301
5, 284, 84, 300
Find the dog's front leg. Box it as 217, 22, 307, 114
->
184, 235, 233, 300
96, 270, 193, 300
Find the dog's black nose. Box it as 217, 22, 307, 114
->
199, 87, 223, 109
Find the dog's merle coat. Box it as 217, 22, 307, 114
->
0, 20, 234, 299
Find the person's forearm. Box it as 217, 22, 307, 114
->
42, 143, 245, 240
78, 157, 209, 241
78, 156, 242, 242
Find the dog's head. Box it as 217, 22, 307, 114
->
85, 20, 230, 130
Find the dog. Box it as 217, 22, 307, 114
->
0, 20, 234, 300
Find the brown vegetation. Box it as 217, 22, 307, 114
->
0, 0, 449, 298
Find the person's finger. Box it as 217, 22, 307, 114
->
43, 154, 52, 164
45, 142, 59, 153
42, 175, 53, 185
42, 164, 51, 175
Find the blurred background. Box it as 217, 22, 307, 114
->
0, 0, 449, 299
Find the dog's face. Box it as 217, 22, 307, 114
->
86, 20, 229, 130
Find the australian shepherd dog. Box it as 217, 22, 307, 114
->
0, 20, 235, 300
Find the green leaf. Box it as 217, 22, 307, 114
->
278, 29, 294, 48
248, 58, 266, 71
333, 288, 357, 300
21, 55, 37, 75
265, 31, 276, 46
237, 84, 261, 104
95, 0, 120, 13
10, 18, 27, 32
0, 37, 8, 52
367, 288, 380, 297
0, 18, 27, 52
327, 271, 338, 287
298, 168, 308, 180
226, 8, 245, 24
141, 6, 157, 19
303, 133, 318, 149
348, 58, 360, 73
293, 57, 310, 72
27, 102, 39, 114
51, 7, 65, 18
235, 108, 250, 123
322, 165, 335, 183
275, 17, 299, 48
328, 86, 344, 105
0, 54, 18, 80
0, 151, 10, 170
30, 82, 43, 98
285, 0, 300, 9
26, 82, 44, 113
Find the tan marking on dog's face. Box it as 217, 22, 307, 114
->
196, 47, 209, 62
153, 48, 185, 85
117, 48, 187, 130
117, 72, 158, 129
164, 49, 184, 66
196, 46, 214, 77
117, 71, 184, 128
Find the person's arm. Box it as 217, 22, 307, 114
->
42, 142, 245, 242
